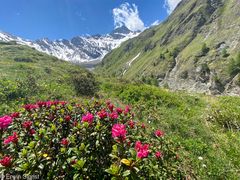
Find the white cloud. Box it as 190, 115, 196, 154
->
113, 3, 145, 32
164, 0, 182, 14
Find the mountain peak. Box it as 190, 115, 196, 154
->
111, 26, 132, 35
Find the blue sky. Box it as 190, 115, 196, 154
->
0, 0, 181, 40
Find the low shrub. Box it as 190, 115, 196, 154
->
0, 100, 184, 179
71, 73, 99, 96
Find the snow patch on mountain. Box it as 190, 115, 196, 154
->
123, 52, 141, 75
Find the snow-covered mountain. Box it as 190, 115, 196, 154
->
0, 26, 139, 63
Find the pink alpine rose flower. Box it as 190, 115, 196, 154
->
116, 108, 123, 114
4, 132, 18, 145
137, 149, 149, 159
82, 113, 94, 124
108, 104, 114, 112
61, 138, 69, 146
112, 124, 127, 140
155, 130, 164, 137
23, 104, 38, 111
65, 115, 71, 122
0, 156, 12, 167
37, 101, 46, 107
124, 105, 131, 115
10, 112, 20, 118
135, 141, 142, 151
22, 121, 33, 129
141, 123, 146, 129
155, 151, 162, 159
135, 141, 150, 159
109, 111, 118, 120
0, 116, 12, 129
97, 109, 108, 119
29, 129, 36, 135
128, 120, 135, 128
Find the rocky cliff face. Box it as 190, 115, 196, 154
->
97, 0, 240, 95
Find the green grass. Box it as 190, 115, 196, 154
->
0, 42, 94, 114
98, 78, 240, 179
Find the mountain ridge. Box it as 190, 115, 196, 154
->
97, 0, 240, 95
0, 26, 139, 63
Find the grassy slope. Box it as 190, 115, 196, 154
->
99, 78, 240, 179
0, 42, 89, 113
0, 41, 239, 178
96, 0, 240, 85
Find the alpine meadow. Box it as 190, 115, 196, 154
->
0, 0, 239, 179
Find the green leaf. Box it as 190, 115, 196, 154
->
73, 159, 86, 170
21, 148, 28, 157
38, 164, 44, 170
95, 140, 99, 147
73, 174, 80, 180
105, 168, 114, 175
68, 105, 73, 111
20, 163, 30, 170
112, 144, 118, 153
60, 147, 66, 153
59, 117, 63, 123
105, 164, 119, 175
123, 170, 131, 177
28, 141, 36, 149
133, 167, 140, 173
109, 154, 118, 159
79, 143, 85, 151
60, 109, 65, 114
50, 124, 56, 132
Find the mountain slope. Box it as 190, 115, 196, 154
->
0, 41, 97, 110
0, 26, 139, 63
97, 0, 240, 95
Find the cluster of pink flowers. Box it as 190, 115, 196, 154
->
23, 101, 67, 111
124, 105, 131, 115
4, 132, 18, 145
128, 120, 135, 128
22, 121, 35, 135
135, 141, 150, 159
0, 156, 12, 167
109, 111, 118, 120
0, 115, 13, 129
155, 130, 164, 137
22, 121, 33, 129
112, 124, 127, 140
108, 104, 114, 112
10, 112, 20, 118
82, 113, 94, 124
23, 104, 39, 111
97, 109, 108, 119
116, 108, 123, 114
29, 129, 36, 135
37, 100, 67, 107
